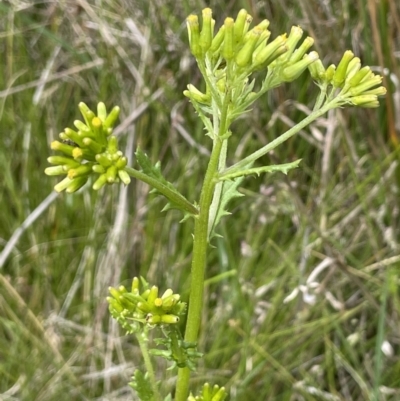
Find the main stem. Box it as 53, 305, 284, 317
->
175, 79, 231, 401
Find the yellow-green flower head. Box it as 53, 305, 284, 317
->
107, 277, 186, 333
44, 102, 131, 193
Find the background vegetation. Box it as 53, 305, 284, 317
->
0, 0, 398, 400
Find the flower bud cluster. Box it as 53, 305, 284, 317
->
188, 383, 228, 401
45, 102, 131, 193
184, 8, 321, 113
107, 277, 186, 333
185, 8, 319, 83
308, 50, 386, 107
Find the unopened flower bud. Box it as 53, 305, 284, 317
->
161, 295, 179, 308
66, 176, 88, 193
118, 169, 131, 185
131, 277, 140, 292
107, 297, 124, 313
308, 58, 325, 81
160, 314, 180, 324
92, 173, 108, 190
254, 29, 271, 50
78, 102, 96, 128
211, 385, 228, 401
349, 94, 379, 108
200, 8, 213, 54
97, 102, 107, 122
184, 84, 210, 103
82, 137, 103, 154
137, 300, 152, 313
44, 165, 65, 176
64, 128, 84, 147
362, 86, 387, 97
345, 57, 361, 80
103, 106, 120, 131
68, 163, 93, 179
51, 141, 74, 156
332, 50, 354, 87
74, 119, 90, 134
115, 156, 127, 169
349, 75, 382, 96
209, 25, 225, 54
235, 28, 261, 67
91, 117, 106, 143
106, 165, 118, 183
234, 9, 248, 43
284, 26, 303, 60
282, 51, 319, 81
222, 18, 235, 60
289, 36, 314, 63
348, 66, 371, 87
92, 164, 105, 174
186, 15, 201, 58
96, 153, 113, 167
325, 64, 336, 82
253, 34, 287, 69
147, 285, 159, 305
154, 298, 163, 307
54, 177, 73, 192
108, 136, 118, 154
47, 155, 77, 166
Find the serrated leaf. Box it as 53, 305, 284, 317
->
208, 175, 245, 240
134, 148, 198, 215
218, 159, 302, 181
189, 99, 214, 137
129, 370, 154, 401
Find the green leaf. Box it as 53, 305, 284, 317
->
131, 149, 198, 215
218, 159, 302, 181
208, 174, 245, 240
129, 370, 154, 401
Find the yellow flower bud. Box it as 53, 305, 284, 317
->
200, 8, 213, 54
186, 15, 201, 58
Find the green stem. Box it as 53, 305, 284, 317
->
175, 79, 232, 401
221, 98, 340, 177
124, 166, 198, 215
136, 330, 161, 401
